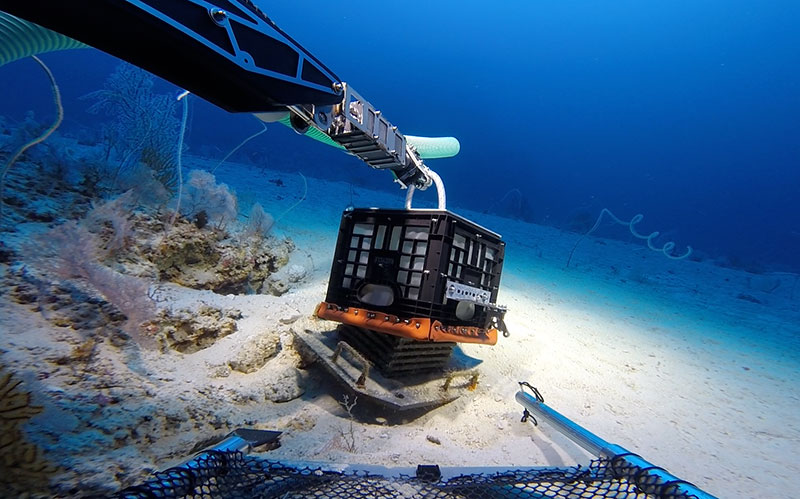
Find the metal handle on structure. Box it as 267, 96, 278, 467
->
441, 370, 480, 391
332, 341, 370, 387
515, 386, 717, 499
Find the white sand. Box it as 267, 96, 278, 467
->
2, 158, 798, 497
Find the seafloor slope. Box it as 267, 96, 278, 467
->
0, 149, 798, 497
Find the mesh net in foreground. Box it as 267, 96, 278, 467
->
113, 450, 699, 499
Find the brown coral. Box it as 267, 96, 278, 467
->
0, 365, 58, 496
147, 305, 242, 353
155, 220, 293, 294
125, 215, 294, 295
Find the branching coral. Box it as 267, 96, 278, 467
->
180, 170, 238, 229
85, 190, 139, 254
25, 220, 157, 344
84, 62, 180, 190
245, 202, 274, 238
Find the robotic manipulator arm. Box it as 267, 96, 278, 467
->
0, 0, 436, 190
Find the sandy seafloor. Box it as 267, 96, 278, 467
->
2, 156, 799, 498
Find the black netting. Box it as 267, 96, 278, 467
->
112, 451, 700, 499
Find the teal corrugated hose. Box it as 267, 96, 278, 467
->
405, 135, 460, 159
0, 12, 87, 66
0, 11, 460, 159
277, 114, 346, 150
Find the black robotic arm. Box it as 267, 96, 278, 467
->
0, 0, 436, 189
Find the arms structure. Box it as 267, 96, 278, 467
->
0, 0, 438, 189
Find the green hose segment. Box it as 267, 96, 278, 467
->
0, 12, 88, 67
277, 114, 345, 150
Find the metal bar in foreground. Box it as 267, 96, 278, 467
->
516, 386, 717, 499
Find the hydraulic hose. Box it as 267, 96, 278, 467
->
0, 12, 87, 66
405, 135, 460, 159
0, 10, 456, 199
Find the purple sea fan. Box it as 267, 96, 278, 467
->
26, 221, 157, 347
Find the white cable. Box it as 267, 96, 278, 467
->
404, 184, 415, 210
404, 168, 447, 210
429, 169, 446, 210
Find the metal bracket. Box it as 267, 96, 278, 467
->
445, 280, 491, 305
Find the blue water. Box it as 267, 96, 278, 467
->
2, 4, 800, 496
1, 0, 798, 273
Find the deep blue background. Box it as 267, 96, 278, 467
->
1, 1, 798, 272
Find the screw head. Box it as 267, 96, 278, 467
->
209, 8, 227, 25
